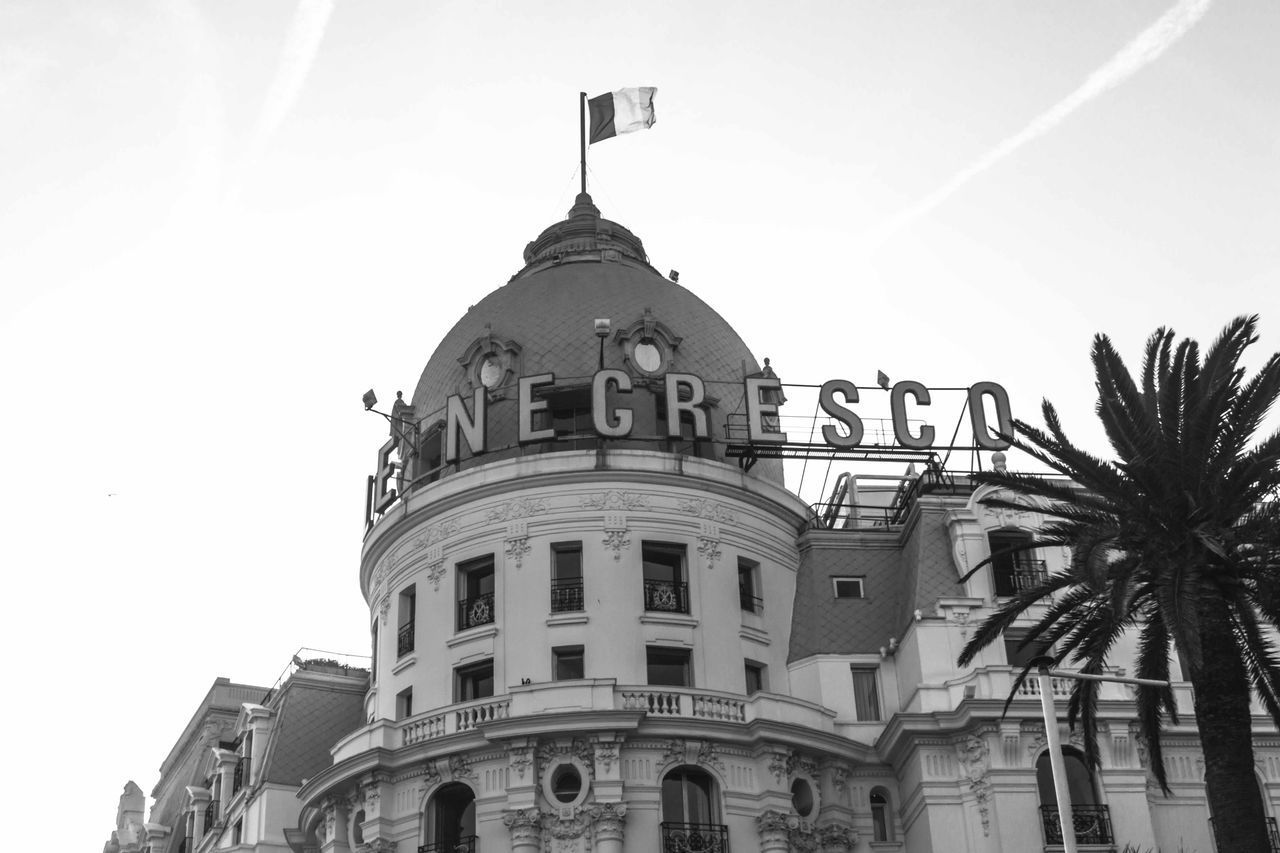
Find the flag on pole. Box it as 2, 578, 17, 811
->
587, 87, 657, 144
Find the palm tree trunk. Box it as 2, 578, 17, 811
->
1190, 595, 1272, 852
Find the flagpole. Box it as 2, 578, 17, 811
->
579, 92, 588, 194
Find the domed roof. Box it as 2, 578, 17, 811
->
408, 193, 780, 483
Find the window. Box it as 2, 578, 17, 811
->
457, 556, 495, 631
396, 687, 413, 720
416, 424, 445, 485
661, 766, 725, 849
647, 646, 692, 687
850, 666, 881, 721
553, 646, 585, 681
790, 778, 814, 817
551, 542, 584, 612
988, 529, 1045, 596
1036, 747, 1099, 807
455, 659, 495, 701
532, 387, 594, 438
870, 789, 892, 841
744, 660, 765, 695
643, 542, 688, 613
398, 585, 416, 657
232, 820, 242, 845
370, 624, 378, 684
426, 782, 476, 850
832, 576, 865, 599
1035, 748, 1113, 846
738, 558, 762, 614
1004, 629, 1049, 670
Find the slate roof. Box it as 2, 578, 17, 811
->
259, 675, 367, 787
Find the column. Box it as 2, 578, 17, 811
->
212, 748, 237, 821
592, 803, 627, 853
502, 808, 542, 853
143, 824, 170, 853
756, 810, 792, 853
318, 795, 352, 853
185, 787, 211, 847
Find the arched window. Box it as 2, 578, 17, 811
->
870, 787, 892, 842
660, 766, 727, 851
1035, 747, 1098, 806
1036, 748, 1114, 846
422, 782, 476, 852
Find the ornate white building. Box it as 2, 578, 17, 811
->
110, 193, 1279, 853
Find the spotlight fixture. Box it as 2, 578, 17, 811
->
593, 318, 612, 338
668, 270, 680, 282
362, 389, 378, 410
876, 371, 890, 390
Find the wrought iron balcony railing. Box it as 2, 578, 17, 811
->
739, 589, 763, 614
1013, 560, 1049, 591
550, 579, 584, 612
660, 822, 729, 853
203, 799, 219, 833
1209, 815, 1280, 852
1040, 804, 1114, 846
458, 592, 495, 631
232, 757, 246, 793
418, 836, 477, 853
398, 619, 415, 657
644, 580, 689, 614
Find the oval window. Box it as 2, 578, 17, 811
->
551, 764, 583, 803
633, 340, 662, 373
791, 778, 814, 817
479, 355, 503, 389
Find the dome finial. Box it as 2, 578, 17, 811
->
568, 192, 600, 220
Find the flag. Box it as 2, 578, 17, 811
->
588, 87, 657, 144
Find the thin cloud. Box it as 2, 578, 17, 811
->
229, 0, 337, 201
861, 0, 1213, 250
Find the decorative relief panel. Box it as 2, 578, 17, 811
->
505, 520, 531, 569
677, 498, 736, 524
580, 490, 651, 511
954, 735, 992, 836
696, 521, 722, 570
487, 498, 546, 522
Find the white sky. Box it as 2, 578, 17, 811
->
1, 1, 1277, 848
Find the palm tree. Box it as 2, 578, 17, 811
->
956, 315, 1280, 852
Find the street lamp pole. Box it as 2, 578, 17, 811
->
1031, 658, 1171, 853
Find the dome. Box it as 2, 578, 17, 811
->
407, 193, 781, 484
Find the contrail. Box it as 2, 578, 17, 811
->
861, 0, 1213, 250
229, 0, 336, 201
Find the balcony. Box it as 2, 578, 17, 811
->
1013, 560, 1049, 591
550, 579, 584, 612
458, 592, 495, 631
231, 757, 248, 793
661, 822, 729, 853
1040, 804, 1114, 846
1210, 816, 1280, 852
203, 799, 220, 833
643, 580, 689, 614
381, 682, 832, 753
398, 619, 415, 656
418, 836, 476, 853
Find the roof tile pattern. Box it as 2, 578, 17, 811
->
261, 683, 366, 787
409, 201, 783, 483
788, 534, 904, 661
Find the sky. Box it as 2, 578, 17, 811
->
1, 1, 1278, 848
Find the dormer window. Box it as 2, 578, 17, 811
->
616, 308, 681, 379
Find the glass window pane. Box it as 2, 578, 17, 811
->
851, 668, 881, 721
